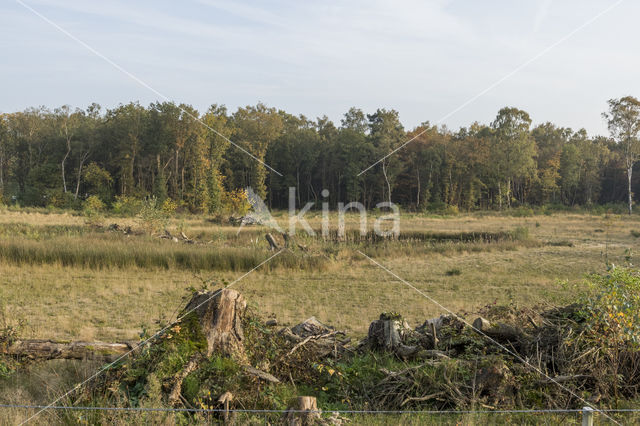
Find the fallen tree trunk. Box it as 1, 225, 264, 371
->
1, 339, 132, 361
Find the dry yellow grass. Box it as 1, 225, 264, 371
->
1, 210, 639, 342
3, 209, 640, 424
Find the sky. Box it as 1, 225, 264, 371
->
1, 0, 638, 136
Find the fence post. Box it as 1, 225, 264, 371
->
582, 407, 594, 426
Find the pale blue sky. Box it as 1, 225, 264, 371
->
1, 0, 638, 135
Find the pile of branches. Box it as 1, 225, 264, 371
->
67, 289, 640, 419
355, 304, 640, 410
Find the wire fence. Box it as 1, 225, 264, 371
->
4, 403, 640, 425
3, 404, 640, 415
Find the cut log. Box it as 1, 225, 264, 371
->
472, 318, 524, 342
1, 339, 131, 361
472, 317, 492, 331
183, 289, 247, 361
265, 233, 280, 251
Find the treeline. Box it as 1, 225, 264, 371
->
0, 100, 637, 212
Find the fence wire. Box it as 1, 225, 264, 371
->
2, 404, 640, 414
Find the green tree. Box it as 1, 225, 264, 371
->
490, 107, 536, 209
202, 104, 231, 213
603, 96, 640, 214
367, 109, 405, 204
83, 162, 113, 203
230, 104, 283, 200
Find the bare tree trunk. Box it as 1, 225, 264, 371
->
382, 160, 392, 204
174, 149, 179, 198
181, 167, 185, 199
628, 164, 634, 215
61, 128, 71, 193
416, 169, 421, 208
74, 152, 90, 199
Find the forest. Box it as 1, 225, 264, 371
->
0, 97, 639, 213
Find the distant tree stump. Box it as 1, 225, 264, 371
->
184, 289, 247, 361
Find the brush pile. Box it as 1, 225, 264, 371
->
56, 269, 640, 422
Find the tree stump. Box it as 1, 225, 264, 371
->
284, 396, 321, 426
366, 315, 419, 358
184, 289, 247, 360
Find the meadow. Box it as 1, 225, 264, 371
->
0, 208, 637, 341
2, 207, 640, 424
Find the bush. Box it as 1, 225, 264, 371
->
161, 198, 178, 215
222, 189, 250, 216
509, 206, 534, 217
112, 195, 143, 216
510, 226, 529, 241
47, 189, 79, 209
137, 196, 169, 234
444, 205, 459, 215
582, 267, 640, 346
83, 195, 105, 216
83, 163, 113, 203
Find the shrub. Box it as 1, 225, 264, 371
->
47, 189, 78, 209
83, 163, 113, 203
137, 196, 169, 234
83, 195, 105, 216
161, 198, 178, 215
510, 206, 534, 217
222, 189, 250, 216
112, 195, 143, 216
582, 267, 640, 346
510, 226, 530, 241
443, 205, 459, 215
